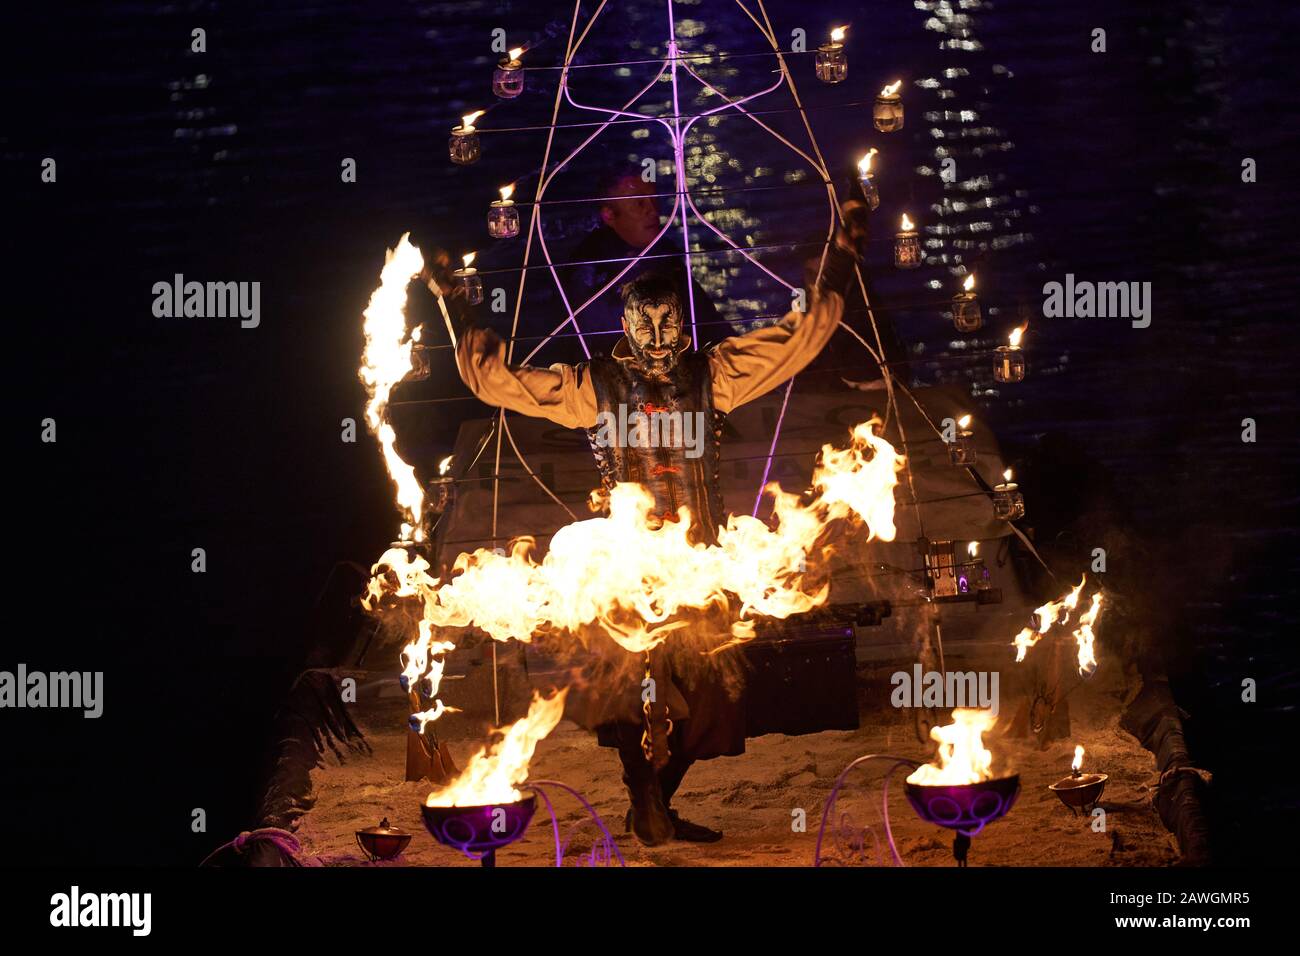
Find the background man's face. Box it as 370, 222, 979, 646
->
601, 175, 660, 249
623, 297, 683, 378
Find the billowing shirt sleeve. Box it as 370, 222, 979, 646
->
454, 326, 600, 429
707, 286, 845, 414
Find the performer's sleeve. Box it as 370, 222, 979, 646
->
707, 245, 854, 414
455, 325, 599, 429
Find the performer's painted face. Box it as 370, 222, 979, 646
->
623, 297, 684, 378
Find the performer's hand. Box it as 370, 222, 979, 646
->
835, 199, 870, 256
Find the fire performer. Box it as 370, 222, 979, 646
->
438, 201, 869, 845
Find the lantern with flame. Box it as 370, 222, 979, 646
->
992, 468, 1025, 521
963, 541, 991, 592
1049, 744, 1108, 814
492, 47, 525, 99
904, 709, 1020, 839
951, 273, 981, 332
487, 183, 520, 239
855, 149, 880, 211
874, 79, 904, 132
815, 26, 848, 83
948, 413, 976, 466
449, 110, 484, 165
453, 252, 483, 305
994, 324, 1027, 382
894, 212, 921, 269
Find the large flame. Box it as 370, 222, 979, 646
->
425, 690, 567, 807
1012, 576, 1104, 671
1073, 591, 1103, 674
906, 708, 997, 785
358, 233, 426, 542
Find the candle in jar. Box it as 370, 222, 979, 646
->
894, 212, 921, 268
449, 110, 485, 165
874, 79, 904, 132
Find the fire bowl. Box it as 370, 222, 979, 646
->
420, 796, 536, 860
905, 775, 1021, 837
1049, 772, 1108, 812
355, 818, 412, 861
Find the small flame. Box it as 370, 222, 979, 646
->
857, 148, 878, 176
438, 455, 454, 476
1008, 323, 1027, 348
968, 541, 979, 557
508, 47, 524, 61
461, 110, 485, 130
901, 212, 915, 231
962, 273, 976, 293
498, 183, 516, 203
1002, 468, 1013, 483
957, 413, 971, 429
880, 79, 902, 97
830, 25, 847, 43
906, 709, 997, 786
461, 251, 476, 270
1072, 744, 1085, 773
1073, 591, 1104, 674
1013, 576, 1086, 662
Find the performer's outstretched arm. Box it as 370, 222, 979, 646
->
455, 325, 599, 429
708, 202, 867, 413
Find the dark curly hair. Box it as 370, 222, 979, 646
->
618, 270, 683, 312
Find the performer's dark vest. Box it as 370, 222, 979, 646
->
582, 350, 726, 545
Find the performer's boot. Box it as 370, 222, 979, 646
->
616, 726, 673, 847
659, 734, 722, 843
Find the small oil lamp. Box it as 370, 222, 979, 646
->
487, 183, 520, 239
355, 817, 412, 861
855, 149, 880, 211
894, 212, 921, 269
815, 26, 848, 84
453, 252, 483, 305
874, 79, 904, 132
948, 413, 977, 465
422, 457, 456, 539
449, 110, 485, 166
1049, 745, 1108, 815
492, 47, 525, 99
951, 273, 981, 332
992, 468, 1025, 521
994, 323, 1027, 382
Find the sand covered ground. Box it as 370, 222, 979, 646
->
292, 654, 1179, 868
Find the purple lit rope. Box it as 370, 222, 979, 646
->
528, 779, 626, 867
813, 754, 919, 868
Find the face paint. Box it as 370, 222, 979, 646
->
623, 298, 683, 378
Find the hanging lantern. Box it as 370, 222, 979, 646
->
487, 183, 520, 239
815, 26, 848, 84
408, 325, 431, 381
449, 110, 484, 165
948, 414, 977, 466
993, 323, 1027, 382
874, 80, 904, 132
992, 468, 1025, 521
951, 273, 981, 332
453, 252, 483, 305
894, 212, 921, 269
492, 47, 525, 99
966, 541, 992, 591
855, 149, 879, 211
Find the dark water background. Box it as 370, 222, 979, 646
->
4, 0, 1296, 865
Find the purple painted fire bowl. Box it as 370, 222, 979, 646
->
420, 795, 537, 861
904, 774, 1020, 837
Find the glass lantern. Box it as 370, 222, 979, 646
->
948, 429, 977, 466
492, 50, 524, 99
952, 276, 981, 332
815, 42, 847, 84
894, 216, 921, 269
992, 481, 1025, 521
874, 83, 904, 132
487, 185, 520, 239
993, 345, 1026, 383
449, 126, 480, 165
453, 255, 483, 305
